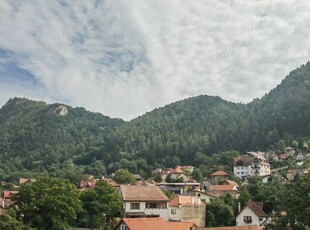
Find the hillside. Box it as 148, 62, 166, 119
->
0, 62, 310, 180
0, 98, 124, 179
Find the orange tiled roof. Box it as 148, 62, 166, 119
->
121, 218, 168, 230
19, 178, 29, 184
169, 195, 200, 206
224, 180, 239, 187
200, 225, 261, 230
103, 178, 119, 187
118, 218, 197, 230
120, 185, 169, 202
208, 185, 237, 191
210, 171, 229, 176
166, 221, 199, 230
246, 200, 268, 217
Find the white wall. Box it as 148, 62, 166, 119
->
169, 206, 181, 221
124, 202, 169, 221
236, 207, 260, 227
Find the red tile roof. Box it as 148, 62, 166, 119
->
200, 226, 261, 230
166, 221, 199, 230
3, 191, 18, 199
210, 171, 229, 176
120, 185, 169, 202
223, 180, 239, 187
169, 195, 201, 206
245, 200, 268, 217
116, 218, 198, 230
120, 218, 167, 230
208, 185, 237, 191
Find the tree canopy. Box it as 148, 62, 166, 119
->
15, 177, 82, 230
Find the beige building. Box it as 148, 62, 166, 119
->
169, 195, 206, 227
119, 185, 169, 220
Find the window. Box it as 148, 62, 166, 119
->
244, 216, 252, 223
120, 224, 128, 230
130, 203, 140, 210
146, 202, 167, 209
171, 209, 177, 214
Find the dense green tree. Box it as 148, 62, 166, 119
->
270, 174, 310, 229
78, 181, 123, 229
206, 198, 235, 227
192, 168, 203, 182
113, 169, 135, 185
0, 214, 32, 230
15, 177, 82, 230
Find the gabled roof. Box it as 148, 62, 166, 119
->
210, 171, 229, 176
3, 191, 18, 199
115, 218, 198, 230
169, 195, 201, 206
103, 178, 119, 187
166, 221, 199, 230
200, 226, 261, 230
242, 200, 268, 218
223, 180, 239, 187
208, 185, 237, 191
118, 218, 168, 230
120, 185, 169, 202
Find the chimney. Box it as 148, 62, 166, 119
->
238, 202, 241, 213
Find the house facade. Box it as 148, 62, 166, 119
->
236, 200, 269, 229
207, 185, 240, 198
169, 195, 206, 227
119, 185, 169, 220
234, 152, 270, 179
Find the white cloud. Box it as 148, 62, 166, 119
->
1, 0, 310, 120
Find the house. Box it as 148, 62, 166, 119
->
210, 171, 230, 181
119, 185, 169, 220
200, 226, 261, 230
279, 154, 288, 161
264, 150, 279, 162
163, 172, 190, 182
114, 218, 199, 230
103, 178, 120, 191
296, 153, 304, 161
236, 200, 269, 228
207, 185, 239, 198
157, 182, 201, 195
3, 191, 18, 201
261, 175, 274, 184
234, 152, 270, 179
223, 179, 239, 187
187, 190, 216, 204
169, 195, 206, 227
284, 147, 295, 156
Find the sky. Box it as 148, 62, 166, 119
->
0, 0, 310, 120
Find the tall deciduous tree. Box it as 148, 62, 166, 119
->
206, 198, 235, 227
113, 169, 135, 185
271, 174, 310, 230
15, 177, 82, 230
78, 181, 123, 229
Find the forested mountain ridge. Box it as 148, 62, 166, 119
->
0, 98, 124, 179
0, 62, 310, 180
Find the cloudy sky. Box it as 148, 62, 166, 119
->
0, 0, 309, 120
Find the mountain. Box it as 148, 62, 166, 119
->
0, 98, 124, 179
0, 62, 310, 180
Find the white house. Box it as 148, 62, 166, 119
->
236, 200, 269, 229
119, 185, 169, 220
234, 152, 270, 179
